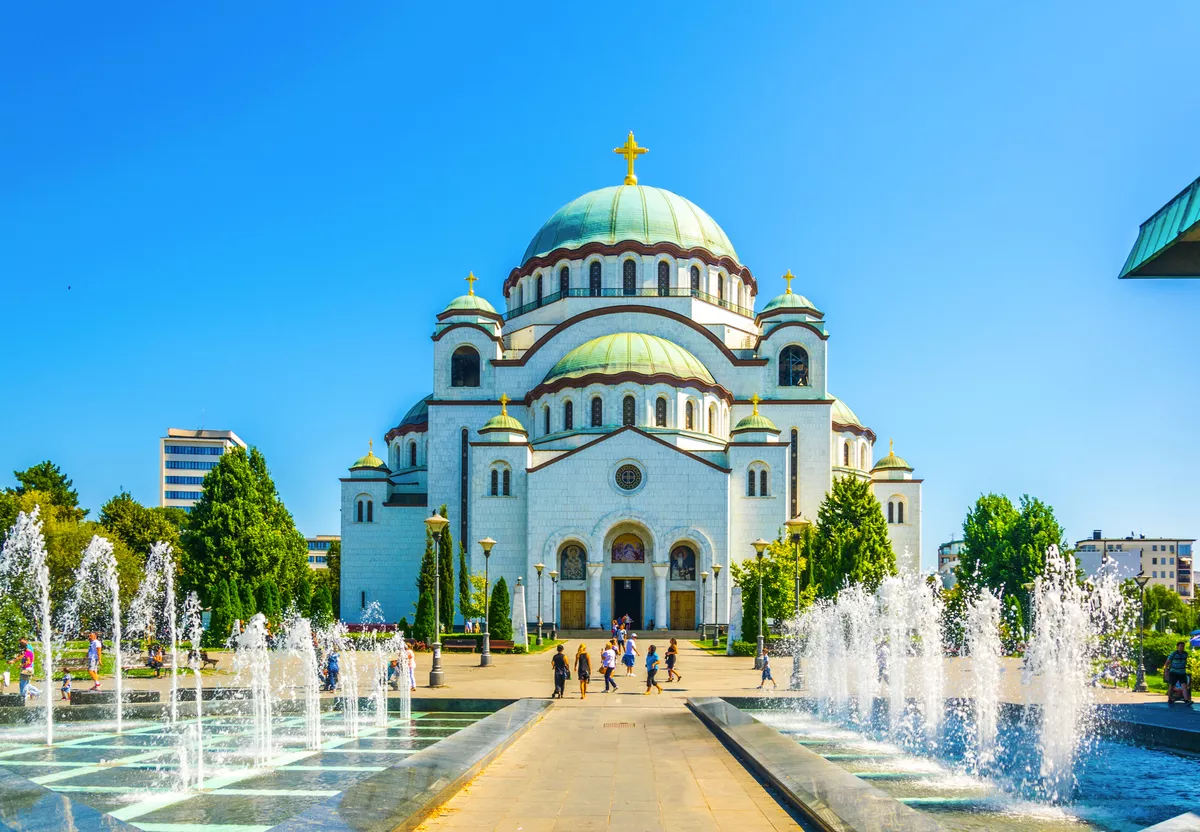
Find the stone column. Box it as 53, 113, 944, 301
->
652, 563, 669, 630
586, 562, 603, 629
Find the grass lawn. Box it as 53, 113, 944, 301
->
690, 639, 729, 655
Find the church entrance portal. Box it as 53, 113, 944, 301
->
560, 590, 586, 630
612, 578, 643, 630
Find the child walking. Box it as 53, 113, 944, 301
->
757, 648, 777, 691
60, 669, 72, 700
644, 645, 663, 694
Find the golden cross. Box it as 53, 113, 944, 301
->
369, 438, 373, 454
465, 271, 478, 296
889, 438, 894, 455
613, 131, 648, 185
499, 393, 509, 415
751, 393, 760, 415
782, 269, 795, 295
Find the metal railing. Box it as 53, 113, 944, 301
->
503, 287, 754, 321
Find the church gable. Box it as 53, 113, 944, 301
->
526, 425, 730, 475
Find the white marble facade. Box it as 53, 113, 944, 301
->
340, 163, 922, 628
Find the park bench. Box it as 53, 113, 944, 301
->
443, 639, 477, 653
489, 640, 515, 651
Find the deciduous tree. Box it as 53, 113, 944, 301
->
811, 476, 896, 596
955, 493, 1066, 612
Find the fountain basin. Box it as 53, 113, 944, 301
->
68, 690, 160, 706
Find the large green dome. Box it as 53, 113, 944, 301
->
544, 333, 715, 386
522, 186, 738, 266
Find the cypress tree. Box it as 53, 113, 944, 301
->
309, 583, 334, 627
413, 585, 436, 644
240, 582, 256, 621
458, 539, 471, 625
207, 579, 233, 647
437, 505, 454, 630
416, 523, 437, 635
228, 575, 244, 624
488, 576, 512, 641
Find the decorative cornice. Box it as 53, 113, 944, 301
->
755, 305, 824, 322
754, 320, 829, 345
430, 322, 503, 345
872, 477, 924, 484
384, 423, 429, 442
468, 440, 530, 447
505, 241, 757, 295
732, 398, 833, 405
526, 425, 731, 474
492, 306, 768, 369
338, 477, 390, 483
435, 307, 504, 324
526, 371, 733, 404
833, 422, 878, 443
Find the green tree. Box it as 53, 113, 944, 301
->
1143, 584, 1195, 633
206, 579, 233, 646
811, 476, 896, 596
488, 576, 513, 640
437, 505, 454, 629
100, 491, 183, 556
256, 581, 281, 624
309, 583, 334, 627
180, 446, 308, 607
463, 574, 488, 622
14, 461, 84, 520
413, 586, 436, 643
458, 540, 471, 624
292, 573, 313, 618
324, 539, 341, 612
731, 532, 811, 641
955, 493, 1066, 612
0, 597, 29, 660
240, 582, 256, 621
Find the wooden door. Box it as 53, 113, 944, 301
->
560, 590, 586, 630
670, 591, 695, 630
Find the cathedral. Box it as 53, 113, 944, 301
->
340, 134, 922, 630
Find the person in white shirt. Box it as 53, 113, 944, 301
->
601, 641, 618, 692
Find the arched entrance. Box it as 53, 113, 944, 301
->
668, 542, 698, 629
557, 542, 587, 629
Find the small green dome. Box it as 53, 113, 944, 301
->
443, 293, 497, 316
830, 396, 865, 430
351, 441, 388, 471
545, 333, 715, 386
522, 186, 738, 265
731, 412, 780, 434
872, 440, 913, 472
481, 398, 527, 434
761, 291, 820, 315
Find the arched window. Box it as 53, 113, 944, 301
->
888, 501, 895, 524
357, 500, 364, 522
622, 395, 635, 426
717, 275, 724, 302
843, 442, 850, 467
778, 345, 809, 387
747, 469, 756, 496
564, 400, 574, 430
685, 401, 694, 430
623, 260, 636, 296
655, 397, 667, 427
708, 404, 716, 434
860, 445, 867, 470
490, 469, 499, 496
690, 265, 700, 293
559, 266, 569, 295
544, 406, 550, 435
536, 273, 543, 305
367, 500, 374, 522
451, 345, 480, 387
502, 469, 511, 496
514, 285, 522, 308
897, 501, 904, 524
591, 396, 603, 427
409, 442, 417, 467
589, 261, 602, 296
657, 261, 670, 296
760, 469, 769, 497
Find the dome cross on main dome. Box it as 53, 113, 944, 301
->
613, 131, 649, 186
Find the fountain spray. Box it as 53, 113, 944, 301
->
183, 591, 205, 789
60, 536, 124, 733
0, 507, 54, 745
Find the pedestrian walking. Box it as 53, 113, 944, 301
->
14, 639, 40, 700
617, 626, 626, 653
405, 642, 417, 691
60, 668, 72, 700
87, 631, 103, 690
622, 613, 632, 632
623, 633, 639, 677
644, 645, 663, 694
575, 644, 591, 699
601, 641, 618, 692
551, 644, 569, 699
611, 620, 619, 641
326, 648, 340, 691
665, 637, 681, 682
757, 648, 777, 690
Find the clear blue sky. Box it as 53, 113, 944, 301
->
3, 4, 1198, 569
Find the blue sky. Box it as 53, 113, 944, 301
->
2, 4, 1198, 569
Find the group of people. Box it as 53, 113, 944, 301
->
9, 632, 107, 702
315, 637, 417, 693
551, 636, 683, 698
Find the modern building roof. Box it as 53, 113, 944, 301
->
544, 333, 716, 386
163, 428, 246, 447
521, 185, 738, 266
1120, 173, 1200, 278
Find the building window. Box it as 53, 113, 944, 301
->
622, 259, 637, 295
409, 443, 417, 467
591, 396, 603, 427
657, 261, 669, 296
451, 345, 480, 387
685, 401, 694, 430
897, 501, 904, 524
502, 469, 511, 496
164, 445, 225, 455
888, 501, 894, 524
589, 261, 602, 296
560, 266, 569, 295
615, 464, 642, 491
655, 397, 667, 427
544, 406, 550, 435
367, 500, 373, 522
760, 469, 769, 497
536, 273, 543, 305
860, 445, 867, 470
165, 476, 205, 485
717, 275, 724, 302
623, 395, 635, 426
708, 404, 716, 434
361, 591, 366, 609
747, 469, 756, 497
164, 491, 203, 500
357, 500, 364, 522
690, 265, 700, 292
1153, 545, 1158, 552
843, 443, 850, 467
778, 345, 809, 387
514, 284, 521, 308
490, 469, 499, 496
165, 460, 218, 470
564, 400, 574, 430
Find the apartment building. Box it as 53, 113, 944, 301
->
1075, 531, 1194, 598
306, 535, 339, 570
160, 428, 247, 512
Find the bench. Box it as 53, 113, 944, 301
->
490, 640, 515, 651
443, 639, 477, 653
188, 650, 220, 670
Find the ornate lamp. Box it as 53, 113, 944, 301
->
711, 563, 723, 645
752, 538, 769, 669
423, 512, 450, 687
478, 537, 496, 667
699, 571, 710, 633
534, 562, 546, 646
549, 570, 559, 639
1134, 573, 1151, 692
784, 515, 812, 689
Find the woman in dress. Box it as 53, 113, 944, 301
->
574, 644, 591, 699
551, 644, 569, 699
665, 637, 681, 682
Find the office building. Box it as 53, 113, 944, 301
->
307, 535, 339, 570
160, 428, 247, 512
1075, 531, 1194, 597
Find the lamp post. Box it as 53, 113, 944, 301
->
700, 571, 709, 633
478, 537, 496, 667
784, 515, 812, 690
534, 562, 545, 646
424, 513, 450, 687
711, 564, 722, 646
1134, 573, 1150, 692
752, 538, 769, 670
549, 570, 559, 640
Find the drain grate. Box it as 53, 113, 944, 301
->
603, 722, 636, 728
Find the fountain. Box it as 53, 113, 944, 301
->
963, 585, 1002, 768
396, 630, 412, 721
283, 610, 322, 750
183, 591, 205, 789
127, 541, 180, 723
233, 612, 275, 766
58, 535, 124, 733
0, 507, 54, 745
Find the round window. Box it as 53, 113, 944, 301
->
615, 464, 642, 491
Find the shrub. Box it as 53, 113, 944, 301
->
489, 577, 513, 641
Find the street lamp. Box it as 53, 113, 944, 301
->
711, 564, 723, 646
549, 570, 559, 639
700, 571, 709, 633
752, 538, 769, 670
1134, 573, 1150, 691
424, 512, 450, 687
784, 515, 812, 690
534, 562, 545, 646
478, 537, 496, 667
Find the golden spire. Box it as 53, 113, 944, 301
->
465, 271, 478, 296
613, 131, 649, 185
369, 438, 373, 454
499, 393, 509, 416
783, 269, 795, 295
889, 438, 894, 456
751, 393, 760, 415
